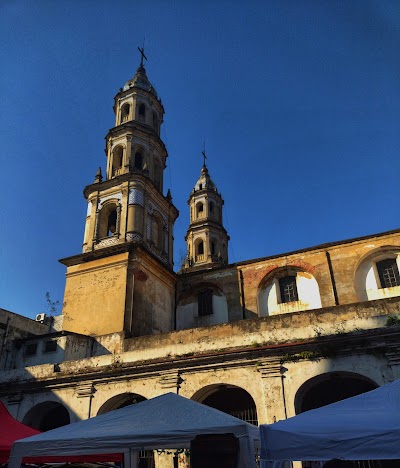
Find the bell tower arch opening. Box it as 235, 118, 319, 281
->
120, 103, 130, 123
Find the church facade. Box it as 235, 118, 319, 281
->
1, 59, 400, 466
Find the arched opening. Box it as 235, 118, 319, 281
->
295, 372, 378, 414
138, 103, 146, 122
97, 392, 146, 415
135, 151, 143, 170
193, 384, 258, 425
196, 202, 204, 218
98, 202, 119, 239
354, 247, 400, 302
120, 103, 130, 123
197, 240, 204, 255
22, 401, 70, 431
295, 373, 398, 468
258, 267, 322, 316
112, 146, 124, 176
97, 393, 154, 468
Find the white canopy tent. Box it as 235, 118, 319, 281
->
260, 379, 400, 467
9, 392, 259, 468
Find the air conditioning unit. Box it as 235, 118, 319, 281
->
35, 313, 47, 322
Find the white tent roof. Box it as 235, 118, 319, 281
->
9, 392, 259, 467
260, 379, 400, 464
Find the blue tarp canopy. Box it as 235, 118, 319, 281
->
260, 379, 400, 465
9, 392, 259, 468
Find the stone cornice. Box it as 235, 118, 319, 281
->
105, 121, 167, 154
2, 326, 400, 396
59, 243, 177, 277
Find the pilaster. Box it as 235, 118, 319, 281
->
75, 382, 96, 419
257, 357, 287, 424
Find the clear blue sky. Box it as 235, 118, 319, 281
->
1, 0, 399, 319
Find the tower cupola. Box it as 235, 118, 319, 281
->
183, 161, 229, 270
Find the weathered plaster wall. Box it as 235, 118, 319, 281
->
62, 253, 129, 335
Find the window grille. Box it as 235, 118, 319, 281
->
198, 290, 213, 316
138, 450, 155, 468
279, 276, 298, 303
376, 259, 400, 289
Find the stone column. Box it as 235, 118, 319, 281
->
75, 382, 96, 420
257, 357, 287, 424
125, 135, 132, 169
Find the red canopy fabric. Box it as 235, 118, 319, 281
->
0, 402, 123, 464
0, 401, 41, 463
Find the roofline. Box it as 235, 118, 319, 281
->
178, 227, 400, 276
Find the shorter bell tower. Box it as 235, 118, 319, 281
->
184, 161, 229, 270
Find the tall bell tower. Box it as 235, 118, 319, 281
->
60, 51, 179, 337
183, 159, 229, 270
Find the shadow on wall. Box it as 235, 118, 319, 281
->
5, 332, 111, 371
176, 269, 258, 330
2, 366, 81, 432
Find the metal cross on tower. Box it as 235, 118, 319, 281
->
138, 45, 147, 67
202, 142, 207, 167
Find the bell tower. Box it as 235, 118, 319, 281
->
183, 159, 229, 270
60, 50, 179, 337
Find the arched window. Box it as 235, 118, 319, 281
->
112, 146, 123, 176
138, 103, 146, 122
354, 248, 400, 301
258, 267, 322, 316
134, 152, 143, 170
196, 202, 204, 218
98, 203, 119, 239
198, 241, 204, 255
120, 103, 130, 123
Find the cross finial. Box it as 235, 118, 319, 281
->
138, 41, 147, 68
202, 142, 207, 167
